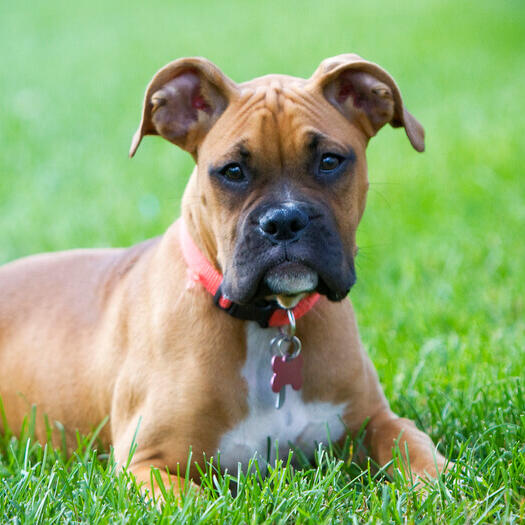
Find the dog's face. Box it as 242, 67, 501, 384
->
197, 82, 367, 305
130, 55, 424, 305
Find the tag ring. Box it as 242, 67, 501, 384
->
271, 335, 302, 359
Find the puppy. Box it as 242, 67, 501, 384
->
0, 54, 446, 496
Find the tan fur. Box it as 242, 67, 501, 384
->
0, 55, 446, 499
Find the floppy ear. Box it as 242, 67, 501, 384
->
310, 54, 424, 152
129, 57, 238, 157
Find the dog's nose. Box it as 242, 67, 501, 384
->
259, 204, 309, 242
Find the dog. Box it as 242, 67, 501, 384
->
0, 54, 447, 497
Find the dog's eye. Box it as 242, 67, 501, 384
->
319, 153, 344, 173
220, 163, 245, 182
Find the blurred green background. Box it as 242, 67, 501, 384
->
0, 0, 523, 404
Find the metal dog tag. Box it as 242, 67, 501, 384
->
270, 309, 303, 409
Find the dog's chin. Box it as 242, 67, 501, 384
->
263, 262, 318, 308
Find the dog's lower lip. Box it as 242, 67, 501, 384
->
263, 262, 318, 295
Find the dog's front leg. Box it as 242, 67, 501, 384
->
111, 413, 207, 504
112, 419, 203, 503
364, 408, 448, 481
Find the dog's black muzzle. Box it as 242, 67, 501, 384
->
221, 200, 356, 305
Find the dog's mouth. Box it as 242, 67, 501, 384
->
222, 247, 355, 307
262, 262, 319, 308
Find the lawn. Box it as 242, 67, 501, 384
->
1, 0, 524, 522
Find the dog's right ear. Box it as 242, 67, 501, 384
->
129, 57, 238, 158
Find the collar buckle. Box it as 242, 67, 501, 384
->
213, 286, 278, 328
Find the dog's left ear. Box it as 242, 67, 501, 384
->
129, 57, 238, 157
310, 54, 424, 152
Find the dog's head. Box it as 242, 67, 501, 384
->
130, 55, 424, 306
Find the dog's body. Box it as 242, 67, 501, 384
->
0, 54, 446, 494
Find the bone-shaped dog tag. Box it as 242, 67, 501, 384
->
271, 354, 304, 409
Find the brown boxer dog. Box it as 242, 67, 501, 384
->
0, 54, 447, 497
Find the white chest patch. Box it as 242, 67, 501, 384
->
217, 322, 347, 473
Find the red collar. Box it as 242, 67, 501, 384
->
178, 218, 320, 327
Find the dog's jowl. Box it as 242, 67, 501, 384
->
0, 54, 446, 497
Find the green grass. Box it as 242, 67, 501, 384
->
1, 0, 524, 522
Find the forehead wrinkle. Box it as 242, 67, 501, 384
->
215, 96, 267, 146
280, 88, 360, 155
266, 84, 286, 169
227, 84, 282, 132
229, 90, 267, 127
230, 84, 287, 168
261, 85, 326, 164
250, 89, 320, 165
281, 86, 335, 126
275, 98, 319, 158
257, 106, 284, 169
263, 81, 283, 114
